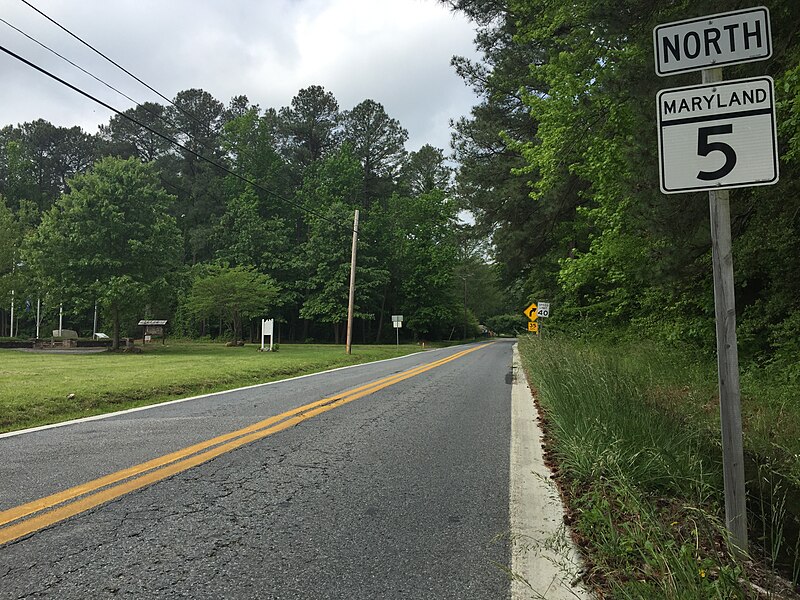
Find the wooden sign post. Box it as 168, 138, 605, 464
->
654, 7, 779, 555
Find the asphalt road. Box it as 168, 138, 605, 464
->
0, 340, 514, 599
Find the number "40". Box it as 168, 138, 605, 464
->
697, 125, 736, 181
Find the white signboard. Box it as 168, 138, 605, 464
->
657, 76, 778, 194
391, 315, 403, 323
261, 318, 274, 336
393, 321, 402, 329
654, 7, 771, 76
261, 318, 275, 351
537, 303, 550, 318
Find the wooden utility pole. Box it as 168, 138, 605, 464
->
703, 66, 747, 555
9, 289, 14, 338
345, 210, 359, 355
462, 276, 467, 340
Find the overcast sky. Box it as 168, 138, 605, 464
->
0, 0, 482, 154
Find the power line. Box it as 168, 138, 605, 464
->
19, 0, 207, 130
0, 43, 354, 234
0, 15, 301, 200
0, 16, 181, 137
14, 1, 372, 241
4, 9, 316, 220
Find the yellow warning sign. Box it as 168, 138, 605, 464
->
527, 321, 539, 333
523, 303, 538, 321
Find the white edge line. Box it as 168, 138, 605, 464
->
0, 347, 454, 440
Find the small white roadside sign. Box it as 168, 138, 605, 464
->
392, 315, 403, 345
657, 76, 778, 194
653, 7, 771, 76
536, 303, 550, 318
260, 318, 275, 352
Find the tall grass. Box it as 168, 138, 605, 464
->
521, 336, 719, 499
518, 335, 793, 598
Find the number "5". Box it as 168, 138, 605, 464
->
697, 125, 736, 181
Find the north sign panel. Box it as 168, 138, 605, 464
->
653, 7, 771, 76
657, 76, 778, 193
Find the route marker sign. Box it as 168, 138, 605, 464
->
652, 6, 775, 555
654, 7, 771, 76
657, 76, 778, 194
392, 314, 403, 345
523, 303, 538, 321
527, 321, 538, 333
537, 302, 550, 318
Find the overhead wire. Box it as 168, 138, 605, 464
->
1, 14, 307, 214
0, 43, 355, 234
19, 0, 208, 131
1, 14, 243, 193
7, 2, 369, 238
15, 0, 350, 203
0, 16, 182, 137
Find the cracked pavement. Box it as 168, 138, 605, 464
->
0, 341, 513, 599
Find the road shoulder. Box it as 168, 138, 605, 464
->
510, 343, 592, 599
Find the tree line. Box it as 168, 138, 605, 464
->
0, 86, 508, 348
446, 0, 800, 369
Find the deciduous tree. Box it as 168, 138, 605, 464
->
23, 157, 182, 349
184, 263, 278, 342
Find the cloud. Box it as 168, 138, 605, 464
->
0, 0, 479, 152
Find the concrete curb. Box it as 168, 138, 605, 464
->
510, 343, 592, 599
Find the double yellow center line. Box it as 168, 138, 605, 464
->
0, 344, 488, 546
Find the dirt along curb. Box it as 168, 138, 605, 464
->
510, 343, 591, 599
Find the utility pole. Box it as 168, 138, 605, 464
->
9, 289, 14, 338
462, 276, 467, 340
460, 273, 472, 340
9, 256, 15, 338
345, 210, 359, 355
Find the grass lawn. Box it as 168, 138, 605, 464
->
0, 342, 425, 433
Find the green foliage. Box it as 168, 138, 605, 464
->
400, 144, 451, 196
0, 196, 19, 294
279, 85, 341, 168
296, 147, 389, 342
451, 0, 800, 367
342, 99, 408, 207
0, 120, 100, 212
485, 313, 527, 336
184, 263, 278, 341
22, 157, 182, 348
99, 102, 173, 162
383, 190, 460, 338
1, 85, 508, 344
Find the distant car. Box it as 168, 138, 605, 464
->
95, 333, 109, 339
